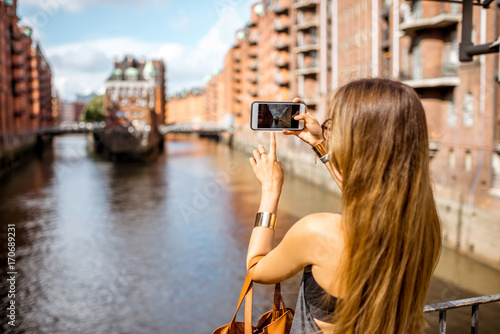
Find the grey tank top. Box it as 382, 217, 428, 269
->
290, 270, 324, 334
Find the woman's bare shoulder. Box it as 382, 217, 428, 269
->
290, 212, 343, 264
295, 212, 342, 235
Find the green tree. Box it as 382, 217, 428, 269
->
81, 95, 105, 122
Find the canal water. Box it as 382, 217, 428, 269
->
0, 134, 499, 333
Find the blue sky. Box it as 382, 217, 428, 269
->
18, 0, 256, 101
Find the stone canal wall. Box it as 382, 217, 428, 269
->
232, 127, 500, 270
0, 133, 50, 179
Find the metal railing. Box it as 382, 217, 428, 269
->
424, 294, 500, 333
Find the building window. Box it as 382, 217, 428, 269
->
492, 152, 500, 196
310, 51, 318, 67
449, 148, 456, 169
450, 3, 461, 14
443, 31, 459, 77
412, 40, 422, 80
463, 92, 474, 127
402, 47, 409, 77
411, 0, 423, 20
465, 150, 472, 171
447, 92, 456, 127
449, 30, 459, 64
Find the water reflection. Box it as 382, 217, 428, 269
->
0, 134, 499, 333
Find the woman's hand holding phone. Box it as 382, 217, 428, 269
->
282, 98, 324, 147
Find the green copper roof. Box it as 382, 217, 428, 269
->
254, 3, 264, 16
113, 68, 123, 77
124, 67, 139, 80
23, 27, 32, 37
143, 60, 156, 79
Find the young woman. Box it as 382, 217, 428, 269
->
247, 78, 442, 334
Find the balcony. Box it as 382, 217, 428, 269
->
13, 69, 25, 82
13, 109, 25, 117
248, 74, 258, 84
11, 31, 24, 41
274, 37, 290, 50
275, 72, 289, 86
293, 0, 319, 10
295, 19, 319, 31
400, 13, 461, 35
295, 63, 320, 76
248, 61, 258, 71
303, 97, 319, 106
249, 46, 258, 58
401, 62, 460, 89
249, 33, 259, 45
274, 18, 289, 32
14, 81, 28, 95
12, 43, 25, 55
294, 41, 319, 53
274, 56, 289, 68
273, 1, 289, 14
401, 77, 460, 89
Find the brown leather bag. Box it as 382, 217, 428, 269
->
213, 257, 294, 334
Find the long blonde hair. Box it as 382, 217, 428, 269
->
327, 79, 442, 333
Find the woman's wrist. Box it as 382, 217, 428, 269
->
312, 141, 329, 163
258, 190, 280, 214
310, 137, 325, 148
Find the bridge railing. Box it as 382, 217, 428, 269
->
36, 121, 106, 135
423, 293, 500, 333
159, 122, 230, 135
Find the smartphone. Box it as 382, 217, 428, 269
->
250, 101, 305, 131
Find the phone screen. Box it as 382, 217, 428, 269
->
251, 102, 304, 130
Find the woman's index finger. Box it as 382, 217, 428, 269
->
269, 132, 276, 159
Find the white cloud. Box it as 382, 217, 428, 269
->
45, 1, 253, 100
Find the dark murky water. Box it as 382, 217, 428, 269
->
0, 134, 499, 333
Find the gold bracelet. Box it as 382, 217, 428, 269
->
254, 212, 277, 230
312, 141, 329, 163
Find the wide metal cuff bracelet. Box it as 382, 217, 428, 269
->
254, 212, 277, 230
320, 154, 329, 163
312, 141, 329, 163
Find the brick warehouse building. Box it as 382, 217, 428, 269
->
167, 0, 500, 267
167, 88, 205, 124
0, 0, 56, 176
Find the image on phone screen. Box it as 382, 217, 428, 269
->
257, 103, 301, 129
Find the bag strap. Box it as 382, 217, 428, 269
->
271, 283, 289, 321
227, 256, 264, 333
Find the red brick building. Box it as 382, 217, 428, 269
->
0, 0, 55, 175
166, 89, 205, 124
104, 56, 166, 127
